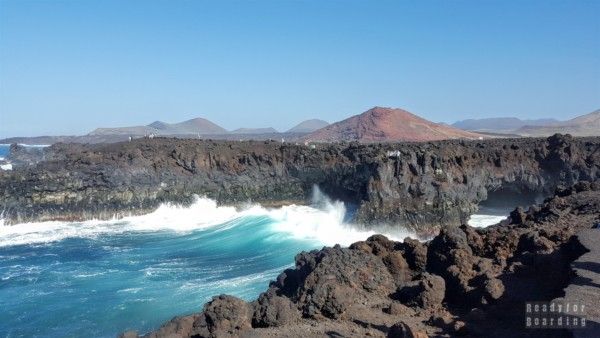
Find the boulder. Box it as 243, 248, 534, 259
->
191, 295, 252, 338
396, 273, 445, 309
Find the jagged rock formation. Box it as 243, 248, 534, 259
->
1, 134, 599, 234
122, 182, 600, 337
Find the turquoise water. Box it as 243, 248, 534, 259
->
0, 193, 402, 337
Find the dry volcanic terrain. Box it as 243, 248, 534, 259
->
1, 134, 598, 235
1, 134, 599, 337
121, 182, 600, 337
304, 107, 484, 142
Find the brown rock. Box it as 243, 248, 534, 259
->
192, 295, 252, 338
397, 273, 445, 309
387, 321, 428, 338
402, 238, 428, 271
384, 302, 411, 315
252, 291, 300, 327
383, 251, 411, 283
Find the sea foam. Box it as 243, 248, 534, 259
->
467, 214, 507, 228
0, 187, 413, 248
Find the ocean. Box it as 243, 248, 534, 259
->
0, 190, 415, 337
1, 144, 50, 171
0, 145, 8, 158
0, 145, 10, 170
0, 143, 510, 337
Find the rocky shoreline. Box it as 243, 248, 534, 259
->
120, 181, 600, 338
1, 134, 599, 234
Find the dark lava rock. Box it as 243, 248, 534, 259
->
396, 273, 445, 309
134, 186, 600, 338
193, 295, 253, 337
401, 237, 428, 272
2, 135, 599, 233
387, 321, 428, 338
252, 290, 300, 327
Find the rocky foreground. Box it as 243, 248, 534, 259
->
119, 182, 600, 338
1, 134, 599, 234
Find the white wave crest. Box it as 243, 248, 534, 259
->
0, 188, 414, 247
467, 214, 507, 228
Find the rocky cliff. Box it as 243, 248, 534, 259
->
122, 182, 600, 337
1, 134, 599, 234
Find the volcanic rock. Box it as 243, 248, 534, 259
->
126, 184, 600, 338
2, 134, 598, 235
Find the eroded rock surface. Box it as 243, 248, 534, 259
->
1, 134, 599, 234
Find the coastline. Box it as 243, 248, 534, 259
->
1, 134, 599, 233
124, 182, 600, 337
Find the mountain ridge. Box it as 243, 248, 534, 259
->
287, 119, 329, 133
516, 109, 600, 136
452, 117, 559, 132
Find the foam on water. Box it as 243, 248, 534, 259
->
467, 214, 507, 228
0, 188, 414, 337
0, 144, 48, 171
0, 188, 410, 248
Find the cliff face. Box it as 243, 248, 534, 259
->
1, 134, 599, 233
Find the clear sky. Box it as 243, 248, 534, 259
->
0, 0, 599, 138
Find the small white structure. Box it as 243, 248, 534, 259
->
386, 150, 401, 158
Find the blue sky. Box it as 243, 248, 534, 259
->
0, 0, 599, 137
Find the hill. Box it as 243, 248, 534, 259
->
287, 119, 329, 133
231, 127, 278, 134
158, 117, 228, 135
452, 117, 558, 133
89, 117, 227, 136
516, 109, 600, 136
304, 107, 483, 142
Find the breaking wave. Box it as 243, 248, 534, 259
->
0, 187, 411, 248
0, 188, 414, 337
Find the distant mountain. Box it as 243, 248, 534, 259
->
287, 119, 329, 133
231, 127, 278, 134
148, 121, 171, 130
158, 118, 228, 135
88, 126, 158, 136
89, 117, 227, 136
516, 109, 600, 137
304, 107, 483, 143
452, 117, 559, 133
